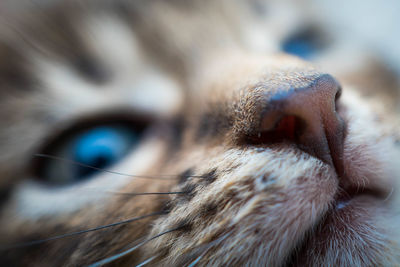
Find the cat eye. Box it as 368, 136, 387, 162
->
281, 27, 327, 59
33, 120, 147, 187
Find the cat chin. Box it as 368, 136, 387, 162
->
285, 155, 399, 266
287, 194, 400, 266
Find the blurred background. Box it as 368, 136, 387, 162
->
0, 0, 400, 111
248, 0, 400, 111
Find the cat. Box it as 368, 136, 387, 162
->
0, 0, 399, 266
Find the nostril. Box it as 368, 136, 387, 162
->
275, 115, 298, 140
249, 115, 306, 145
334, 86, 342, 111
335, 87, 342, 103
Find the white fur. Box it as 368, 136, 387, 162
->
10, 139, 167, 219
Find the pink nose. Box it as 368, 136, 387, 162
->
259, 74, 345, 174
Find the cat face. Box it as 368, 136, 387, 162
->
144, 53, 400, 266
0, 1, 399, 266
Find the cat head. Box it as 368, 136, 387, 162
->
0, 1, 399, 266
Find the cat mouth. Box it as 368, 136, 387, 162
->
287, 169, 394, 266
333, 184, 389, 209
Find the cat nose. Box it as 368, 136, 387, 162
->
260, 74, 345, 174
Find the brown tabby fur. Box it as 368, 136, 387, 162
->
0, 1, 399, 266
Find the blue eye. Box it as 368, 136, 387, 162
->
281, 29, 324, 59
36, 124, 143, 186
73, 127, 138, 179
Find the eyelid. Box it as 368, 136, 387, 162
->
35, 109, 153, 149
29, 111, 154, 181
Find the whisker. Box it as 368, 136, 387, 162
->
135, 255, 157, 267
101, 191, 187, 196
383, 187, 394, 203
34, 154, 206, 180
88, 226, 183, 267
187, 255, 203, 267
186, 233, 231, 267
1, 211, 167, 251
